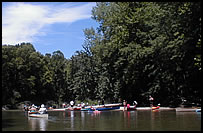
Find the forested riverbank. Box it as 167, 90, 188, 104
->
2, 2, 201, 109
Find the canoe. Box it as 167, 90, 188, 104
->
96, 106, 120, 111
81, 108, 94, 111
136, 107, 151, 110
88, 103, 122, 109
81, 103, 121, 109
103, 103, 122, 107
28, 110, 39, 114
81, 108, 89, 111
196, 109, 201, 112
88, 109, 97, 112
28, 113, 48, 118
66, 107, 81, 111
152, 106, 160, 110
176, 108, 197, 112
127, 106, 136, 111
49, 108, 66, 111
28, 111, 38, 114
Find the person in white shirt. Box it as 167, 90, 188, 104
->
39, 104, 47, 114
70, 101, 74, 107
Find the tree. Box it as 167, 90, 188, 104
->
51, 50, 67, 107
2, 2, 201, 108
85, 2, 201, 105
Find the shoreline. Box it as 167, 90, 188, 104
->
3, 107, 201, 112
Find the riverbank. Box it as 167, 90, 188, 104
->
2, 107, 201, 112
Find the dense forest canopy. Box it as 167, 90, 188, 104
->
2, 2, 201, 108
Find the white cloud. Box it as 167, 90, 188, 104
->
2, 2, 96, 45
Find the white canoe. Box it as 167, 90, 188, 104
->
136, 107, 152, 110
175, 108, 197, 112
28, 113, 48, 118
196, 109, 201, 112
84, 103, 122, 109
104, 103, 122, 107
48, 108, 66, 111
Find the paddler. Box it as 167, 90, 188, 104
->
24, 104, 28, 111
29, 104, 37, 114
39, 104, 47, 114
81, 102, 85, 108
123, 100, 127, 111
127, 104, 130, 109
149, 95, 154, 107
70, 100, 74, 107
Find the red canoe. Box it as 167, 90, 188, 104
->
152, 106, 160, 110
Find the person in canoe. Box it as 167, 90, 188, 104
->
102, 99, 104, 105
149, 95, 154, 107
127, 104, 130, 109
28, 104, 38, 114
123, 100, 127, 111
98, 100, 101, 106
39, 104, 47, 114
70, 100, 74, 107
24, 104, 29, 111
81, 102, 85, 108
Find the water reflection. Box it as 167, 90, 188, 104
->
151, 110, 161, 130
70, 111, 74, 130
123, 111, 138, 129
2, 111, 201, 131
63, 111, 66, 118
91, 111, 101, 116
124, 111, 131, 128
66, 111, 75, 130
28, 117, 48, 131
81, 111, 85, 129
196, 112, 201, 119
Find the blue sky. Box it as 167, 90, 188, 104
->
2, 2, 99, 59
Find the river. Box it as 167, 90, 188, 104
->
2, 110, 201, 131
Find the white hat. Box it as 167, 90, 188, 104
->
41, 104, 44, 108
32, 104, 35, 107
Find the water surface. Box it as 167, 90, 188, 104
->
2, 110, 201, 131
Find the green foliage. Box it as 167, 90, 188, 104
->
86, 2, 201, 106
2, 2, 201, 107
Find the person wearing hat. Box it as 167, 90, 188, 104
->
29, 104, 37, 112
70, 101, 74, 107
39, 104, 47, 114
